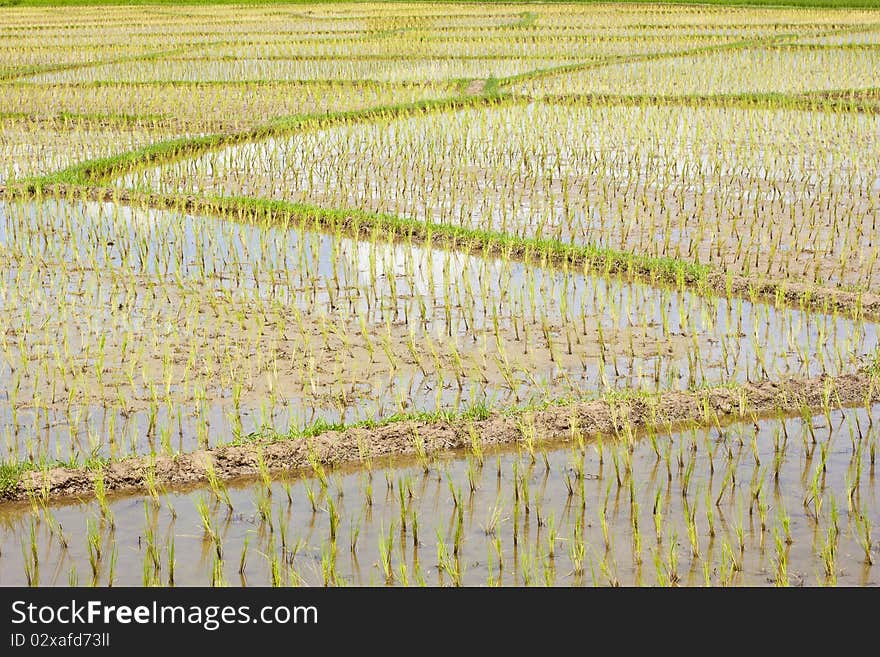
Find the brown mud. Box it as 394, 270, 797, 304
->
5, 368, 878, 502
1, 254, 684, 419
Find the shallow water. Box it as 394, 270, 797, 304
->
1, 198, 876, 461
0, 406, 876, 586
121, 102, 880, 289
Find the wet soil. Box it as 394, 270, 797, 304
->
6, 368, 877, 502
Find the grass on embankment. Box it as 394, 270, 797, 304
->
4, 366, 879, 502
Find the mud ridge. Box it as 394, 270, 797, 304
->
5, 369, 878, 503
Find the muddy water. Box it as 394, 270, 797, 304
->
0, 406, 876, 586
1, 198, 877, 462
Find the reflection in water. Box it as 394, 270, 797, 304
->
0, 198, 877, 462
0, 406, 877, 586
124, 103, 880, 291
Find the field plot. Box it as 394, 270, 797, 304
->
513, 46, 880, 96
126, 103, 880, 290
2, 197, 877, 465
175, 34, 748, 59
0, 45, 153, 69
25, 57, 576, 84
531, 5, 880, 29
0, 408, 876, 586
796, 27, 880, 44
0, 117, 181, 184
1, 3, 879, 587
0, 82, 452, 133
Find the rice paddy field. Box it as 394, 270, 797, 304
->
0, 2, 879, 588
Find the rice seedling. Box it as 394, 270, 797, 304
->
327, 495, 340, 543
779, 506, 792, 546
684, 501, 700, 561
304, 480, 319, 514
321, 541, 338, 586
21, 519, 39, 587
256, 449, 273, 495
820, 524, 838, 584
85, 517, 101, 584
653, 488, 664, 544
92, 473, 113, 527
734, 505, 746, 557
854, 511, 873, 566
379, 522, 395, 583
205, 461, 233, 514
195, 496, 222, 561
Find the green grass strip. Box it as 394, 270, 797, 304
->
190, 193, 711, 284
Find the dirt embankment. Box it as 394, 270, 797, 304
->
704, 270, 880, 321
5, 369, 877, 502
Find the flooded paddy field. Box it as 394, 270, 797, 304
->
124, 103, 880, 290
1, 2, 879, 588
0, 408, 876, 586
1, 198, 876, 463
